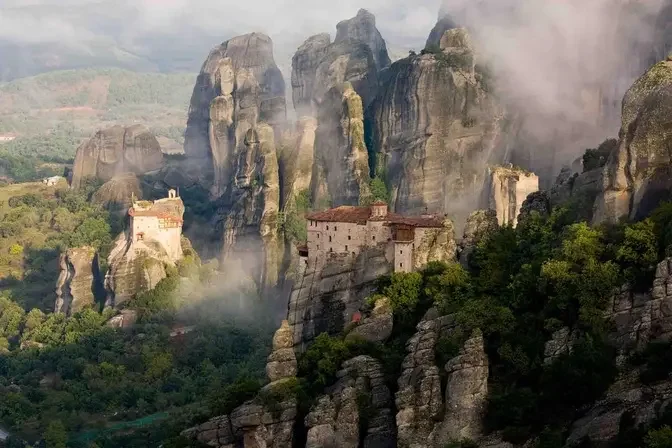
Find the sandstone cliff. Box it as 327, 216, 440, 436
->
92, 173, 142, 216
396, 309, 488, 447
290, 9, 390, 115
594, 58, 672, 223
104, 232, 174, 308
71, 125, 164, 189
183, 32, 286, 190
311, 83, 371, 207
217, 123, 281, 293
370, 28, 505, 223
55, 247, 102, 316
306, 355, 396, 448
488, 166, 539, 227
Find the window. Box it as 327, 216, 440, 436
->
329, 248, 333, 253
317, 245, 320, 250
317, 234, 320, 239
348, 236, 351, 240
372, 236, 376, 241
329, 236, 332, 242
400, 250, 403, 255
345, 245, 348, 251
327, 225, 329, 230
334, 226, 338, 231
400, 263, 403, 268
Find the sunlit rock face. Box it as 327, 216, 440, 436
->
311, 83, 371, 208
371, 29, 505, 224
184, 32, 286, 193
594, 59, 672, 224
71, 125, 163, 189
55, 247, 102, 316
488, 166, 539, 227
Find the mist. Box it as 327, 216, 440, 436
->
0, 0, 441, 80
437, 0, 668, 178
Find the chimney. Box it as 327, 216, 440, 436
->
371, 201, 388, 218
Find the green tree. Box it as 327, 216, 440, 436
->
645, 426, 672, 448
616, 219, 658, 288
44, 420, 68, 448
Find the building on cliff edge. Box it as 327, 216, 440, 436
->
303, 201, 448, 273
128, 189, 184, 261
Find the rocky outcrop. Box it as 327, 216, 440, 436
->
488, 166, 539, 227
290, 9, 390, 114
55, 247, 102, 316
217, 123, 281, 293
182, 385, 297, 448
426, 15, 457, 50
438, 331, 488, 442
92, 173, 142, 214
594, 59, 672, 223
396, 310, 488, 447
371, 28, 505, 223
266, 320, 297, 382
396, 309, 455, 448
288, 246, 391, 349
346, 296, 393, 343
543, 327, 579, 365
413, 217, 458, 269
305, 355, 396, 448
607, 258, 672, 360
183, 33, 286, 190
71, 125, 164, 189
291, 34, 332, 116
458, 210, 498, 267
335, 9, 391, 73
567, 370, 672, 447
311, 83, 371, 207
278, 117, 316, 208
104, 233, 174, 308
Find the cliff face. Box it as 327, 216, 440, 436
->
371, 29, 505, 222
217, 123, 281, 292
488, 166, 539, 227
291, 9, 390, 116
396, 310, 488, 448
55, 247, 102, 316
311, 83, 371, 207
183, 32, 286, 189
71, 125, 164, 189
594, 59, 672, 223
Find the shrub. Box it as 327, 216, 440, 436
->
645, 426, 672, 448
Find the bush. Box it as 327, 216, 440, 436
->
582, 139, 617, 172
645, 426, 672, 448
208, 378, 261, 416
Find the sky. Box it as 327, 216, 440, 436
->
0, 0, 443, 65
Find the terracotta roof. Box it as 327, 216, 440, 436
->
307, 206, 372, 224
306, 206, 444, 228
129, 207, 184, 223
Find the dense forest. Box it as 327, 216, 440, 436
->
0, 174, 279, 448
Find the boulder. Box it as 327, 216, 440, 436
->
413, 217, 458, 270
55, 247, 102, 316
71, 125, 164, 188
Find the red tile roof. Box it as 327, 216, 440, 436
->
306, 206, 444, 228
